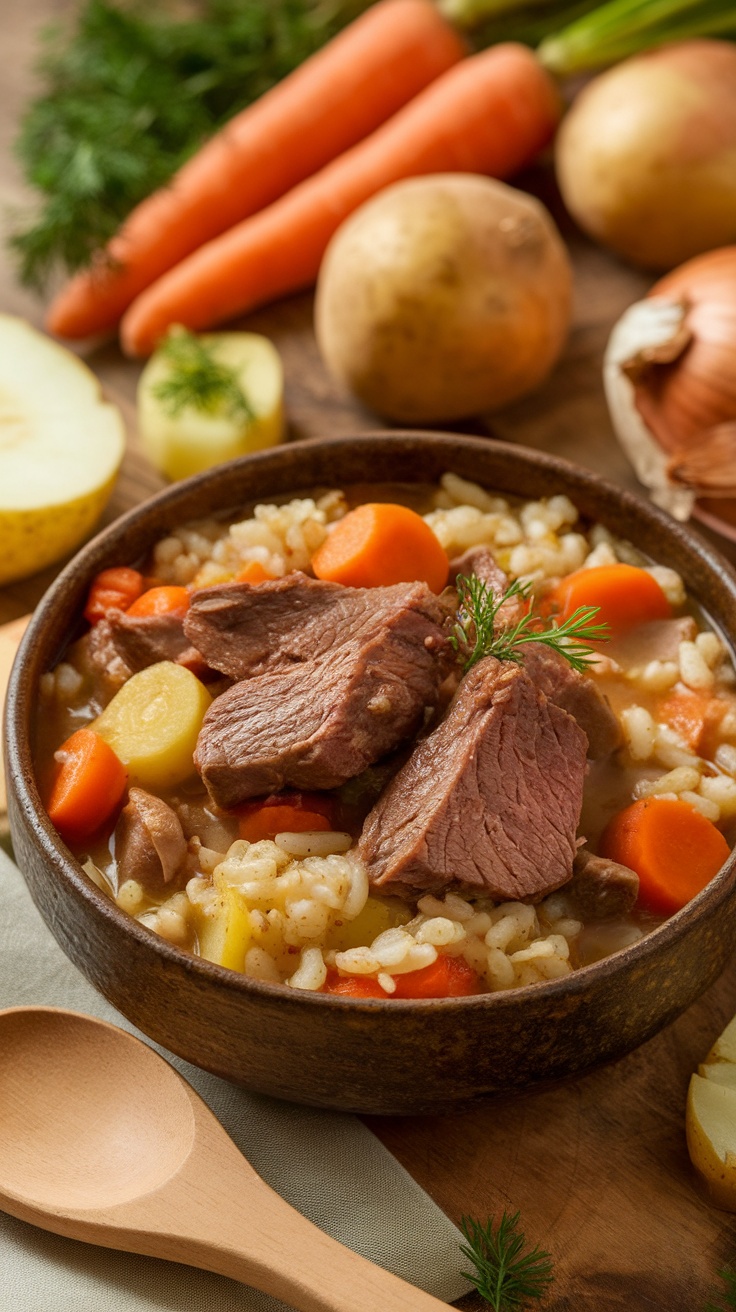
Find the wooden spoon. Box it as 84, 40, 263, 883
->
0, 1006, 452, 1311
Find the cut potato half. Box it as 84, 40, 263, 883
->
0, 315, 125, 584
686, 1013, 736, 1209
138, 331, 284, 481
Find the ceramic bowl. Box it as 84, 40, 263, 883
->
6, 432, 736, 1115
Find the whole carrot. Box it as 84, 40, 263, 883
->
46, 0, 466, 341
121, 43, 561, 356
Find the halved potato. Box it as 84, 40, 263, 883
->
0, 315, 125, 584
686, 1014, 736, 1208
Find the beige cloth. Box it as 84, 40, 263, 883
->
0, 848, 471, 1310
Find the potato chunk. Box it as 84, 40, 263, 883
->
95, 661, 211, 789
196, 873, 251, 971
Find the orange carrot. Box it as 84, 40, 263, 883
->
120, 43, 561, 355
46, 0, 466, 341
553, 564, 671, 639
125, 585, 191, 619
84, 567, 145, 625
599, 796, 730, 916
657, 690, 728, 756
46, 728, 128, 846
312, 503, 449, 591
323, 971, 386, 999
391, 954, 481, 999
235, 561, 274, 584
236, 791, 338, 842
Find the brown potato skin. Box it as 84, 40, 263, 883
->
555, 40, 736, 271
314, 174, 572, 423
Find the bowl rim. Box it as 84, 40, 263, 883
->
7, 429, 736, 1014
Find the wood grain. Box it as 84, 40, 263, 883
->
2, 2, 736, 1308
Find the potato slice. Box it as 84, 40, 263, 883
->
95, 661, 211, 789
687, 1074, 736, 1210
196, 872, 251, 972
0, 315, 125, 584
138, 331, 284, 481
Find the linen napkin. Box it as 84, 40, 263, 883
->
0, 846, 472, 1310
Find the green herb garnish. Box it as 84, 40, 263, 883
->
451, 574, 609, 674
707, 1267, 736, 1312
10, 0, 364, 290
460, 1212, 554, 1311
153, 328, 253, 421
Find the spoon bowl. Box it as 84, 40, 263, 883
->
0, 1006, 450, 1312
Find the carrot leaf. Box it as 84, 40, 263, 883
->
452, 573, 609, 674
460, 1212, 554, 1310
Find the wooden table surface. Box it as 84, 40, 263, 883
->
3, 2, 736, 1307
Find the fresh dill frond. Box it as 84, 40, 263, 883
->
460, 1212, 554, 1311
706, 1266, 736, 1312
153, 328, 253, 421
451, 573, 609, 674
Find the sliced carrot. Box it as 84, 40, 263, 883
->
84, 567, 145, 625
236, 791, 337, 843
120, 44, 561, 354
312, 502, 449, 591
553, 564, 671, 639
235, 561, 275, 584
599, 796, 730, 916
391, 954, 481, 999
323, 971, 387, 999
657, 690, 728, 756
46, 728, 128, 846
125, 585, 191, 619
47, 0, 466, 340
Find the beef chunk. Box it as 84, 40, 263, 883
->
358, 657, 587, 902
115, 788, 187, 888
569, 847, 639, 920
194, 579, 450, 808
522, 645, 622, 760
448, 546, 524, 626
86, 610, 207, 688
184, 573, 449, 681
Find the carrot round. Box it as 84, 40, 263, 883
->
323, 971, 387, 999
235, 561, 274, 584
120, 44, 561, 355
125, 585, 191, 619
312, 503, 449, 591
553, 564, 671, 639
392, 954, 481, 999
46, 0, 466, 341
599, 796, 730, 916
46, 728, 128, 846
84, 567, 145, 625
238, 806, 332, 843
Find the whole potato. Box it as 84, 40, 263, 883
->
314, 174, 572, 424
555, 40, 736, 271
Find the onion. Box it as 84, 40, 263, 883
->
604, 247, 736, 521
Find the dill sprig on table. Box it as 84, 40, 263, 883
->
152, 328, 253, 421
451, 574, 609, 674
460, 1212, 554, 1311
10, 0, 365, 290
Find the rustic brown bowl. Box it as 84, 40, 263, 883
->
6, 433, 736, 1115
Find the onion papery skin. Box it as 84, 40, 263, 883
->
638, 248, 736, 455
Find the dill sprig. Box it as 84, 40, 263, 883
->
451, 574, 609, 674
460, 1212, 554, 1311
10, 0, 365, 290
153, 328, 254, 421
707, 1267, 736, 1312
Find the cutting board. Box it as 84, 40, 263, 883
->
3, 1, 736, 1306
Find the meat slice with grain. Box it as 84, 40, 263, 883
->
193, 576, 451, 808
115, 787, 188, 888
358, 656, 588, 902
85, 610, 208, 688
